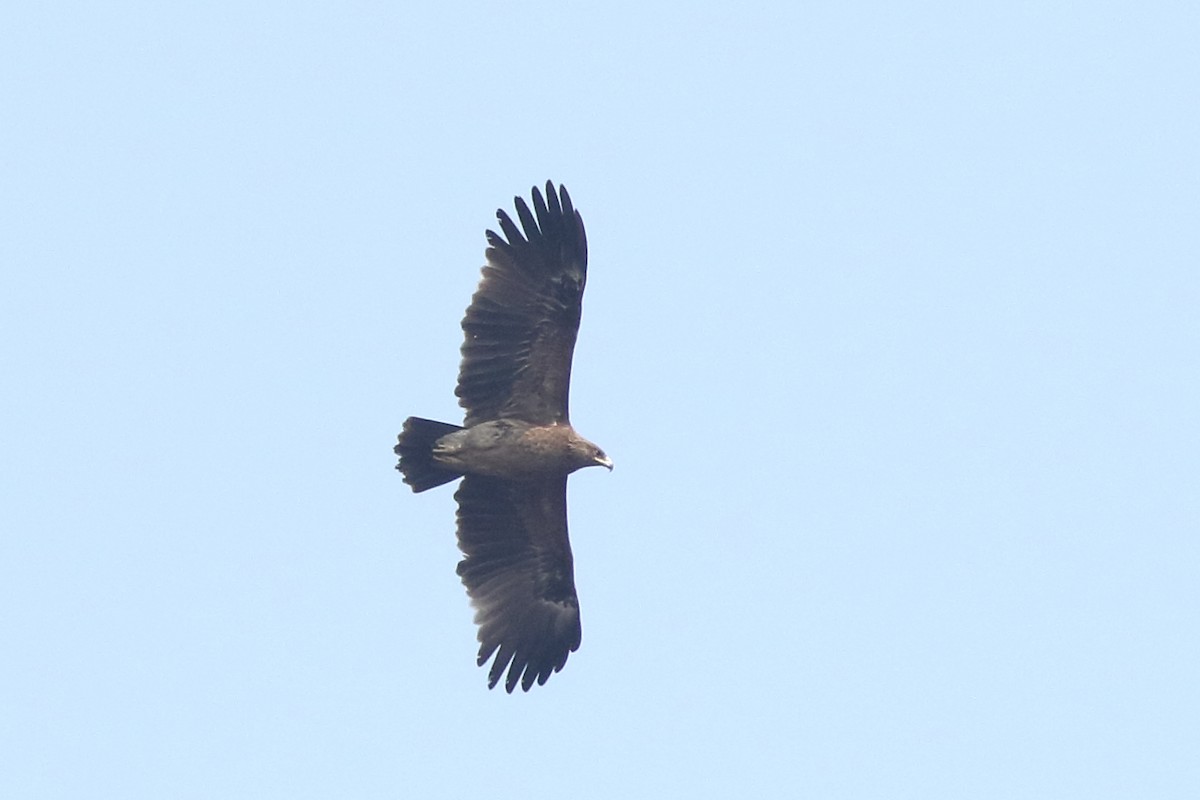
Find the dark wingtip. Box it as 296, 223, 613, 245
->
538, 181, 571, 214
486, 181, 584, 261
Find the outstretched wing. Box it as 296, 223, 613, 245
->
454, 474, 582, 692
456, 182, 588, 426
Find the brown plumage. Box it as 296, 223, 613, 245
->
394, 182, 611, 692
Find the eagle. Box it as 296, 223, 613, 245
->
394, 182, 611, 692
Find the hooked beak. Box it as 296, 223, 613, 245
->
595, 455, 614, 471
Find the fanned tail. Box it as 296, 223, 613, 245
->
395, 417, 464, 492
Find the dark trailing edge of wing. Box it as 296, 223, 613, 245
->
454, 475, 582, 692
455, 182, 589, 426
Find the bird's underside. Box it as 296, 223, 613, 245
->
394, 182, 610, 692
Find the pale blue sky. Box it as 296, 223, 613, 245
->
3, 2, 1198, 798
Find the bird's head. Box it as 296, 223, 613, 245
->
567, 433, 613, 473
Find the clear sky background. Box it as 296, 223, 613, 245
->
3, 2, 1198, 798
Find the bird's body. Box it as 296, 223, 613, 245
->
394, 182, 610, 692
427, 419, 608, 480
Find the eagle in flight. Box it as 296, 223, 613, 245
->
395, 182, 611, 692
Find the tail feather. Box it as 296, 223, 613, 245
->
395, 417, 464, 492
